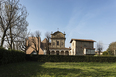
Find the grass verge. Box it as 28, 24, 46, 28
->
0, 62, 116, 77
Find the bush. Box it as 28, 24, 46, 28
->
25, 55, 116, 62
0, 47, 25, 65
108, 50, 114, 55
103, 51, 109, 55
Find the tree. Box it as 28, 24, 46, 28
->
102, 51, 109, 55
45, 32, 51, 55
0, 0, 28, 49
18, 31, 31, 53
107, 42, 116, 55
96, 41, 103, 56
29, 31, 41, 55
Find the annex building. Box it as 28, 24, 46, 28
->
70, 39, 96, 55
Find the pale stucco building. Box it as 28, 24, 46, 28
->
48, 31, 70, 55
70, 39, 96, 55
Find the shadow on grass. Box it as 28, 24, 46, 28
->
0, 61, 45, 77
0, 62, 83, 77
0, 62, 116, 77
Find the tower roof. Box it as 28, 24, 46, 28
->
51, 31, 65, 35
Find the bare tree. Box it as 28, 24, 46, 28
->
0, 0, 28, 49
17, 31, 31, 53
29, 31, 41, 55
45, 32, 51, 55
97, 41, 103, 56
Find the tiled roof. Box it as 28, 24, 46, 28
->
70, 39, 96, 43
26, 48, 44, 55
51, 31, 65, 35
42, 38, 47, 43
51, 31, 61, 35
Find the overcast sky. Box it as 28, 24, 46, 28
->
20, 0, 116, 51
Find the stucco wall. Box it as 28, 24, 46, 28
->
76, 41, 94, 55
71, 40, 76, 55
51, 32, 65, 48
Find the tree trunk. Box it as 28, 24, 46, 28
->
0, 31, 6, 47
99, 49, 100, 56
48, 38, 50, 55
37, 38, 39, 56
10, 26, 13, 49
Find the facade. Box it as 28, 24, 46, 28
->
26, 37, 44, 55
70, 39, 95, 55
48, 31, 70, 55
26, 31, 70, 55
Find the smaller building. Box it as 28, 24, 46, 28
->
70, 39, 96, 55
26, 37, 44, 55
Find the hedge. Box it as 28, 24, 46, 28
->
26, 55, 116, 62
0, 47, 25, 65
1, 47, 116, 65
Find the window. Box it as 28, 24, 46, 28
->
57, 41, 59, 45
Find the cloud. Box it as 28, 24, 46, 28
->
64, 6, 102, 48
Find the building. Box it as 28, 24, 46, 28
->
26, 31, 70, 55
26, 37, 44, 55
70, 39, 96, 55
48, 31, 70, 55
26, 31, 95, 56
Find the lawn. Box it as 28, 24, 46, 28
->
0, 62, 116, 77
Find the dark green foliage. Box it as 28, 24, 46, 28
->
108, 50, 114, 55
26, 54, 39, 61
103, 51, 109, 55
26, 55, 116, 62
0, 47, 25, 65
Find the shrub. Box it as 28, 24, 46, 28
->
25, 55, 116, 62
108, 50, 114, 55
0, 47, 25, 65
103, 51, 109, 55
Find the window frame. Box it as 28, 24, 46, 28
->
57, 41, 59, 45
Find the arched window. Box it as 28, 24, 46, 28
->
56, 51, 59, 55
50, 51, 55, 55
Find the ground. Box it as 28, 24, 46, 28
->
0, 62, 116, 77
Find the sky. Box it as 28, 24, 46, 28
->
20, 0, 116, 51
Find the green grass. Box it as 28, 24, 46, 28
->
0, 62, 116, 77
